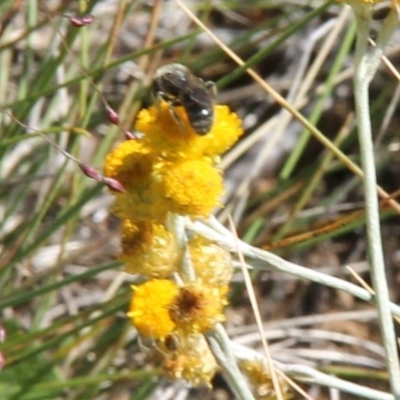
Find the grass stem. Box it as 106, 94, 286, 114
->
351, 4, 400, 397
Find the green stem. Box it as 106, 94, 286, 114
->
352, 5, 400, 398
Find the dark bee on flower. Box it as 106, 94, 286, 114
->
152, 63, 217, 135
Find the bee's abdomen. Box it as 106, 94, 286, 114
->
184, 103, 214, 135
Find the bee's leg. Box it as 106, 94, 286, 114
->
162, 100, 185, 134
154, 91, 166, 114
205, 80, 218, 99
169, 106, 185, 133
154, 92, 185, 134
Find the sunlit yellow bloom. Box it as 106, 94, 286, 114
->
189, 235, 233, 286
201, 105, 244, 158
162, 159, 223, 217
109, 181, 167, 222
121, 219, 178, 277
163, 334, 218, 387
110, 157, 223, 220
104, 140, 170, 221
105, 100, 243, 222
136, 102, 243, 160
169, 282, 228, 334
240, 360, 293, 400
108, 90, 242, 349
103, 140, 153, 189
127, 279, 178, 339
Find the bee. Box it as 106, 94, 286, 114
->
152, 63, 217, 135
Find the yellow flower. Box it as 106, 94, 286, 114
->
127, 279, 178, 339
104, 140, 171, 221
240, 360, 293, 400
103, 140, 153, 189
189, 235, 233, 286
136, 102, 243, 160
105, 100, 243, 222
163, 334, 218, 387
201, 105, 244, 158
110, 157, 223, 220
120, 219, 179, 277
169, 282, 228, 334
162, 159, 223, 217
109, 183, 167, 222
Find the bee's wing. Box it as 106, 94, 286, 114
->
180, 77, 214, 108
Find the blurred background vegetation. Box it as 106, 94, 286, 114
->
1, 0, 400, 399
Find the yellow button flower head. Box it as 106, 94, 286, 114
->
120, 219, 178, 277
189, 235, 234, 286
103, 140, 153, 189
136, 102, 243, 160
107, 70, 243, 349
200, 105, 244, 158
163, 334, 218, 387
104, 140, 169, 221
162, 159, 223, 217
240, 360, 293, 400
128, 279, 178, 339
169, 282, 228, 334
109, 182, 167, 222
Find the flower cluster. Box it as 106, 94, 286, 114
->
240, 360, 293, 400
104, 103, 242, 223
104, 96, 243, 386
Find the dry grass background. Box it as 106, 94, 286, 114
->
1, 0, 400, 399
